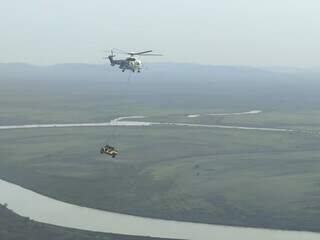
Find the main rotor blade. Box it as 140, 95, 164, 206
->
111, 49, 161, 56
139, 53, 163, 56
132, 50, 153, 55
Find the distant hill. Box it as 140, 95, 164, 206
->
1, 62, 319, 83
1, 62, 320, 113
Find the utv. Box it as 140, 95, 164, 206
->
100, 145, 118, 158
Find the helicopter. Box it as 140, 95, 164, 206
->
105, 49, 162, 73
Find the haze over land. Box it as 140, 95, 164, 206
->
2, 0, 320, 239
1, 63, 320, 235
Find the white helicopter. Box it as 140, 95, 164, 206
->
105, 49, 162, 73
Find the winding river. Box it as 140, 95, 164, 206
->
1, 179, 319, 240
1, 111, 318, 239
0, 112, 294, 133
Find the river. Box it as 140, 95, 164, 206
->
0, 113, 295, 133
0, 112, 318, 239
0, 179, 319, 240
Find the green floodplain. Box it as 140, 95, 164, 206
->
1, 64, 320, 232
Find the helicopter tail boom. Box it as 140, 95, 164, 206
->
108, 50, 116, 66
108, 55, 116, 66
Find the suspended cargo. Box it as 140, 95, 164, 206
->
100, 145, 118, 158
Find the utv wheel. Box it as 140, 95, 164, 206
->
100, 148, 104, 154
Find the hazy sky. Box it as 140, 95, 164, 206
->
1, 0, 320, 67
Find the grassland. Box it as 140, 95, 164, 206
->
1, 64, 320, 232
1, 123, 320, 231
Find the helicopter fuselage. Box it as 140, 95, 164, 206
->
108, 55, 142, 73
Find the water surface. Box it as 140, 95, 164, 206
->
0, 179, 319, 240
